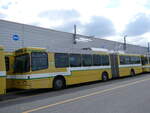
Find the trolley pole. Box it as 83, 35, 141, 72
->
73, 25, 77, 44
123, 35, 127, 51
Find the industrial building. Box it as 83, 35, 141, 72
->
0, 19, 148, 54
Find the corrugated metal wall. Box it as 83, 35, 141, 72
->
0, 19, 148, 54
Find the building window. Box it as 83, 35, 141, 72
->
31, 52, 48, 71
69, 54, 81, 67
82, 54, 92, 66
55, 53, 69, 68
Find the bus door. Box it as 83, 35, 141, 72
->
110, 53, 119, 78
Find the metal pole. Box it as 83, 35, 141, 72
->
22, 24, 24, 47
73, 25, 76, 44
148, 42, 150, 53
123, 35, 127, 51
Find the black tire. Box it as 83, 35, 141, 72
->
53, 78, 65, 90
102, 72, 109, 82
130, 70, 135, 76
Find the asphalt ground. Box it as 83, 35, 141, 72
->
0, 73, 150, 113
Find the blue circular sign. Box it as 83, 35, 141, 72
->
12, 34, 20, 41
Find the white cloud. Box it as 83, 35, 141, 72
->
83, 16, 116, 37
124, 13, 150, 36
0, 0, 150, 46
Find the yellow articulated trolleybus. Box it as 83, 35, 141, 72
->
0, 46, 6, 95
6, 47, 143, 90
7, 47, 113, 89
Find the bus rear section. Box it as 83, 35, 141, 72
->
118, 54, 142, 77
8, 47, 112, 89
141, 55, 150, 72
0, 46, 6, 95
110, 53, 142, 78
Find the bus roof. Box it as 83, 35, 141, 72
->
14, 47, 142, 56
4, 52, 14, 56
14, 47, 110, 55
118, 53, 142, 56
15, 47, 46, 54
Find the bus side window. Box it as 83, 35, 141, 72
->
5, 56, 9, 71
130, 56, 141, 64
101, 55, 109, 65
93, 55, 101, 66
135, 56, 141, 64
55, 53, 69, 68
130, 56, 135, 64
125, 56, 130, 64
120, 56, 125, 65
69, 54, 81, 67
141, 57, 146, 65
82, 54, 92, 66
31, 52, 48, 71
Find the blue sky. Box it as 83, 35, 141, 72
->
0, 0, 150, 47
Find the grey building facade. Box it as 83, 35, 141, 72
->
0, 19, 148, 54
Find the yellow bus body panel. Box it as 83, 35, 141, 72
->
12, 78, 53, 89
65, 69, 112, 85
142, 64, 150, 72
0, 47, 6, 94
0, 77, 6, 94
12, 68, 111, 89
119, 66, 142, 77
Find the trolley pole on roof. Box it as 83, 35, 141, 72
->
123, 35, 127, 51
73, 25, 77, 44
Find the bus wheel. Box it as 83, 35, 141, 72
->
130, 69, 135, 76
102, 72, 109, 82
53, 77, 66, 90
